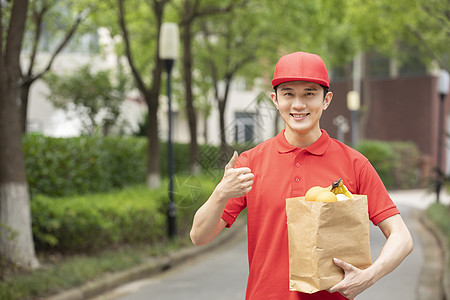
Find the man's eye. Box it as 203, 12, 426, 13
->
305, 92, 315, 96
283, 92, 293, 96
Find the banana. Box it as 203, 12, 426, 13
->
330, 178, 354, 199
342, 185, 354, 199
305, 178, 354, 202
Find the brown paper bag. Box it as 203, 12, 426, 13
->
286, 195, 371, 293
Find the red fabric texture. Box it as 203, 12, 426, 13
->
222, 129, 399, 300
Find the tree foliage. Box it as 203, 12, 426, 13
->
44, 65, 127, 135
345, 0, 449, 69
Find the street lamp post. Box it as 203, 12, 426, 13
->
333, 115, 349, 143
347, 91, 361, 147
159, 22, 179, 238
436, 70, 449, 203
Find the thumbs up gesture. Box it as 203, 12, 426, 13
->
217, 151, 254, 199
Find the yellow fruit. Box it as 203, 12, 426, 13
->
305, 186, 327, 202
330, 178, 354, 199
315, 191, 338, 203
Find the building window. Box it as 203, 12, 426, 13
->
234, 112, 255, 143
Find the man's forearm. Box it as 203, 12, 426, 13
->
190, 187, 228, 246
368, 215, 414, 283
190, 152, 253, 246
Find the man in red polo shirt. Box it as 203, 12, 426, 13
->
190, 51, 413, 300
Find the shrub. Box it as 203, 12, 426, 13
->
24, 134, 246, 197
31, 175, 217, 252
23, 135, 147, 197
355, 140, 421, 189
356, 140, 395, 188
390, 141, 421, 189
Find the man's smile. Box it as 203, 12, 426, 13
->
290, 113, 309, 119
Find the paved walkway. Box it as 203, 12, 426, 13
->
389, 188, 450, 209
83, 189, 448, 300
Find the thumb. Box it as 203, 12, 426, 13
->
225, 151, 238, 170
333, 258, 354, 273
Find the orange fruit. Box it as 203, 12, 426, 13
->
315, 191, 338, 203
305, 186, 327, 202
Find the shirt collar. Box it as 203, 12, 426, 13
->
276, 129, 330, 155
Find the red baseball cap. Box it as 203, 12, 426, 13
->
272, 51, 329, 89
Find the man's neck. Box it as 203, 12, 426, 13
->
284, 127, 322, 148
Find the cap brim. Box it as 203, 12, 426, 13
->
272, 77, 329, 89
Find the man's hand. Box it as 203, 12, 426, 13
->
329, 214, 413, 299
216, 151, 254, 200
329, 258, 374, 299
190, 151, 253, 246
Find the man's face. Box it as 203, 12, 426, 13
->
271, 81, 332, 137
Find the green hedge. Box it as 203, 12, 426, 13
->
23, 135, 147, 197
23, 134, 421, 198
22, 135, 243, 252
31, 176, 217, 252
355, 140, 421, 189
23, 135, 252, 198
24, 135, 421, 253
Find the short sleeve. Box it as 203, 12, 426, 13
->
221, 151, 249, 228
358, 160, 400, 225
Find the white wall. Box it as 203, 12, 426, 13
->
25, 28, 147, 137
26, 27, 279, 145
157, 79, 280, 147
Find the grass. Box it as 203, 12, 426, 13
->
0, 174, 219, 300
427, 203, 450, 237
426, 202, 450, 269
0, 236, 193, 300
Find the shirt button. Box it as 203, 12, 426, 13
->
295, 177, 300, 183
296, 163, 300, 167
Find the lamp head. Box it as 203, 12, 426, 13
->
347, 90, 361, 111
438, 69, 449, 96
159, 22, 179, 60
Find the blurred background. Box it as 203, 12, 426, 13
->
0, 0, 448, 299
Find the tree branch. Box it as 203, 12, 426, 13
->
407, 25, 449, 71
180, 0, 241, 26
199, 21, 219, 100
27, 3, 49, 77
117, 0, 148, 94
169, 0, 183, 14
148, 0, 170, 24
32, 12, 84, 81
0, 0, 3, 60
194, 2, 234, 19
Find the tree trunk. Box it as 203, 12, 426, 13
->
0, 0, 39, 270
218, 98, 228, 165
0, 86, 39, 269
18, 79, 31, 133
118, 0, 168, 189
145, 89, 161, 189
217, 75, 234, 166
144, 1, 165, 189
0, 183, 39, 269
181, 19, 200, 174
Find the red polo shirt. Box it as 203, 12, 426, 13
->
222, 129, 399, 300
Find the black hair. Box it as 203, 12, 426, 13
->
321, 85, 329, 98
274, 84, 329, 99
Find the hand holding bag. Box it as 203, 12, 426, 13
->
286, 195, 372, 293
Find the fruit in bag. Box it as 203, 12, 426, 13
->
305, 179, 354, 202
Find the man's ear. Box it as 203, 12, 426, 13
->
323, 91, 333, 110
271, 92, 279, 109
